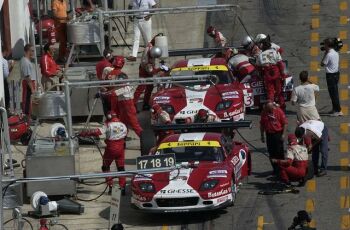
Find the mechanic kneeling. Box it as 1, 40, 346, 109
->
272, 134, 308, 187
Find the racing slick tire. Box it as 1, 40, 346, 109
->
140, 129, 156, 156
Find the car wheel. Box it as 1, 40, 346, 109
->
230, 178, 237, 206
140, 129, 156, 156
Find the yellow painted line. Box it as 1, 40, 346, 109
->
311, 18, 320, 28
257, 216, 264, 230
340, 176, 349, 189
340, 1, 348, 10
307, 179, 316, 192
340, 16, 348, 25
312, 4, 320, 13
339, 31, 348, 39
309, 76, 319, 84
305, 199, 315, 212
340, 123, 349, 134
340, 140, 349, 153
309, 219, 316, 228
310, 61, 319, 71
340, 196, 350, 209
311, 32, 319, 42
341, 106, 349, 116
161, 225, 168, 230
340, 158, 349, 171
341, 215, 350, 229
340, 89, 349, 101
340, 74, 349, 85
340, 60, 348, 69
310, 47, 319, 56
341, 44, 349, 54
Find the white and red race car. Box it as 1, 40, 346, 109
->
151, 58, 253, 123
131, 129, 251, 212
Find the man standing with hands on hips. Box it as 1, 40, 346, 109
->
127, 0, 158, 62
321, 38, 342, 116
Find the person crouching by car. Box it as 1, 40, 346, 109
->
271, 134, 308, 187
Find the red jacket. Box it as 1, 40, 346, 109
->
96, 58, 112, 80
40, 53, 60, 78
260, 107, 287, 133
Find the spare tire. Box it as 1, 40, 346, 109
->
140, 129, 156, 156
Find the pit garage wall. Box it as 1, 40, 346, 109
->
8, 0, 31, 59
0, 0, 4, 105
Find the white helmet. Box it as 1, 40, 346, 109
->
255, 34, 267, 43
241, 36, 253, 48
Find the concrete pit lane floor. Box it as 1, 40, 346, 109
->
4, 0, 350, 229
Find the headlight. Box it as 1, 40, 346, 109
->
200, 180, 219, 191
216, 101, 232, 111
139, 183, 155, 192
161, 105, 175, 114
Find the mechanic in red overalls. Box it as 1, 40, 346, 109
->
79, 111, 127, 194
115, 74, 143, 138
207, 26, 227, 48
272, 134, 308, 187
96, 49, 113, 117
260, 102, 288, 175
40, 42, 62, 91
241, 35, 261, 58
133, 37, 159, 111
256, 36, 287, 109
228, 48, 256, 82
151, 104, 172, 143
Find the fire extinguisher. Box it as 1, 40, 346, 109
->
39, 219, 49, 230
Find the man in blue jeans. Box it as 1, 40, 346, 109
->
295, 120, 329, 177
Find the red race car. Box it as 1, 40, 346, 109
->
151, 58, 253, 124
132, 122, 252, 212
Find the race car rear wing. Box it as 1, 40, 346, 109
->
168, 47, 244, 57
152, 120, 252, 133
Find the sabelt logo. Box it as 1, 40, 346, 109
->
208, 188, 231, 198
160, 189, 194, 194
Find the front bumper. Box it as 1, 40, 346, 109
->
131, 193, 233, 213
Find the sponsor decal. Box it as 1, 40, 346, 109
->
251, 81, 264, 88
160, 189, 194, 194
154, 100, 170, 104
231, 156, 239, 165
179, 110, 198, 115
208, 188, 231, 198
209, 170, 228, 175
158, 141, 221, 149
222, 92, 239, 99
253, 87, 265, 95
133, 174, 152, 181
189, 98, 204, 103
220, 182, 230, 188
132, 193, 148, 202
175, 176, 188, 180
217, 195, 229, 203
172, 65, 228, 72
154, 96, 170, 100
223, 108, 243, 118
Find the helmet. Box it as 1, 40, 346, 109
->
255, 33, 267, 43
103, 48, 113, 59
241, 36, 253, 48
197, 109, 208, 120
112, 56, 125, 68
151, 104, 162, 114
150, 46, 162, 58
207, 26, 216, 35
56, 127, 66, 138
106, 111, 118, 120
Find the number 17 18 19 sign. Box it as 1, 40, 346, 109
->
136, 154, 176, 170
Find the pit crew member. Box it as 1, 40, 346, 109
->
207, 26, 227, 47
193, 109, 221, 123
260, 102, 288, 175
40, 42, 62, 91
228, 48, 256, 82
256, 36, 287, 108
151, 103, 172, 143
271, 134, 308, 187
241, 35, 261, 57
255, 34, 284, 55
79, 111, 127, 194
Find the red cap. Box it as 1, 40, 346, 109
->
197, 109, 208, 119
288, 134, 298, 145
207, 26, 215, 34
112, 56, 125, 68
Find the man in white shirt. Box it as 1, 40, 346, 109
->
291, 71, 320, 123
127, 0, 157, 62
321, 38, 342, 116
295, 120, 329, 177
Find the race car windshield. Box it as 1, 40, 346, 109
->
159, 146, 225, 162
171, 70, 232, 87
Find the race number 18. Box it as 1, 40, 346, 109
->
136, 154, 176, 170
